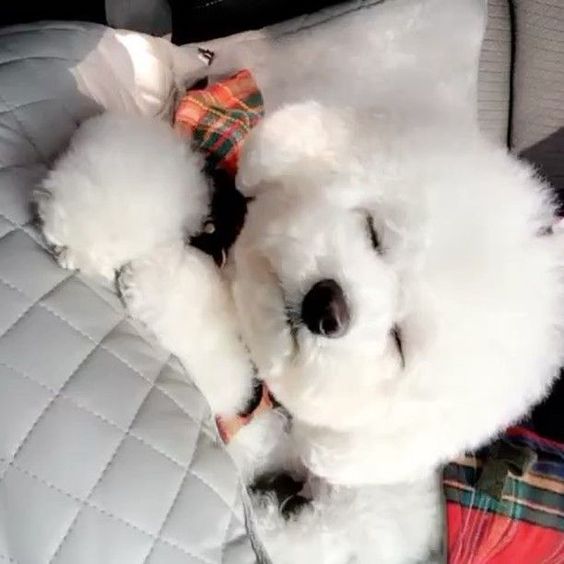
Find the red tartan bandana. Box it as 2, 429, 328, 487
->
175, 69, 264, 175
215, 383, 273, 444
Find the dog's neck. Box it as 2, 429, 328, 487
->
188, 166, 248, 266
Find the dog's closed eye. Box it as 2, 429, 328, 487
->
365, 214, 382, 253
392, 326, 405, 368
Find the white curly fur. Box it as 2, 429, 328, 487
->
37, 103, 563, 563
234, 102, 564, 488
36, 113, 209, 282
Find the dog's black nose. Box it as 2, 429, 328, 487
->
301, 279, 350, 338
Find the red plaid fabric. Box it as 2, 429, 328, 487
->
175, 69, 264, 175
444, 427, 564, 563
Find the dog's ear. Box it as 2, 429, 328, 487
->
236, 101, 351, 197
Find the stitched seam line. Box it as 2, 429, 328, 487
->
0, 359, 194, 470
0, 212, 17, 228
0, 90, 46, 163
0, 273, 72, 341
0, 25, 100, 38
9, 461, 212, 564
47, 360, 171, 564
140, 466, 192, 564
0, 56, 82, 67
220, 499, 252, 564
0, 324, 106, 485
218, 482, 241, 563
0, 274, 205, 431
0, 99, 59, 119
141, 416, 206, 564
0, 162, 47, 174
189, 467, 236, 515
0, 226, 18, 247
39, 301, 201, 422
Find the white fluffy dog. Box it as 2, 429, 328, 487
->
36, 104, 563, 563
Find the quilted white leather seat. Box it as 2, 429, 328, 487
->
0, 23, 255, 564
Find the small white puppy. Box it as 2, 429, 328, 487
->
37, 106, 563, 563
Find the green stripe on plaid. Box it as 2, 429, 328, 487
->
445, 482, 564, 531
445, 463, 564, 532
444, 463, 564, 510
242, 92, 264, 111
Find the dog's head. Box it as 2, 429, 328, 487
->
231, 102, 563, 485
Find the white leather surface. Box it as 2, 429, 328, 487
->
0, 22, 254, 564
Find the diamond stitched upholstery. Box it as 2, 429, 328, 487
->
0, 22, 254, 564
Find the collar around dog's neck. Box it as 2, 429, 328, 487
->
175, 70, 271, 443
216, 380, 275, 443
175, 70, 263, 268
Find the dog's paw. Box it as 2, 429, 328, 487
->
250, 473, 311, 520
32, 190, 72, 268
31, 187, 52, 224
53, 246, 77, 271
117, 241, 189, 332
118, 241, 255, 416
32, 188, 117, 279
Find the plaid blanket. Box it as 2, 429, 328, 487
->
175, 69, 264, 175
444, 426, 564, 563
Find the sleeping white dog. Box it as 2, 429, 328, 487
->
35, 103, 563, 563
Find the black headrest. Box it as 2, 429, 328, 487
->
169, 0, 347, 44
